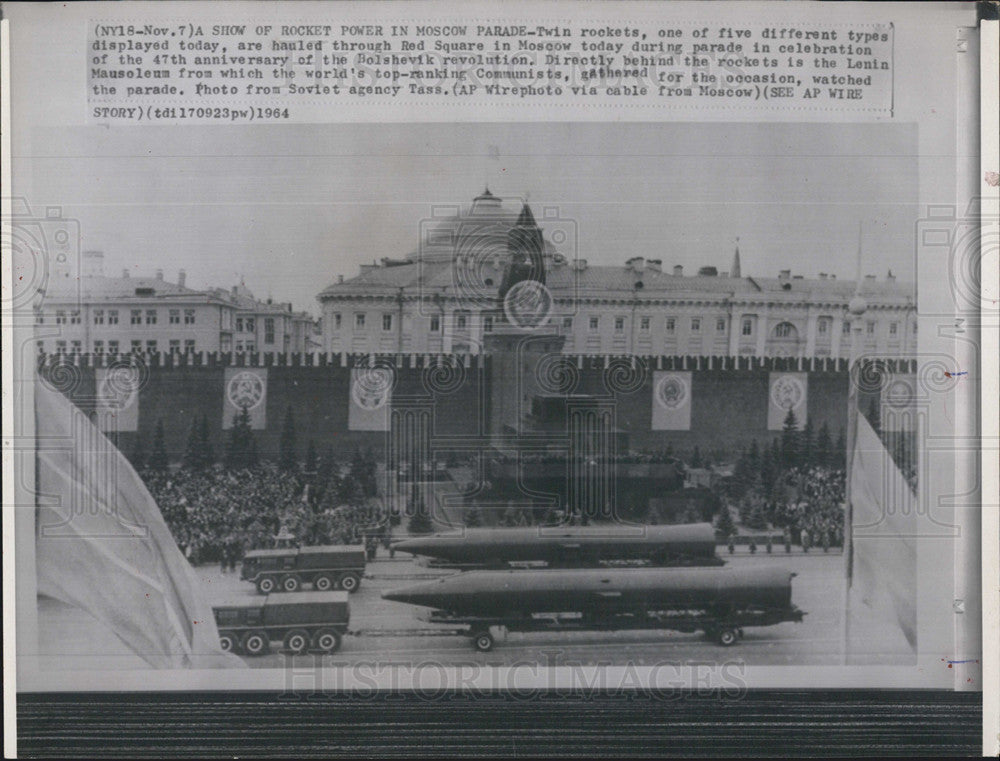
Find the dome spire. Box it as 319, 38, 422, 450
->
730, 237, 741, 278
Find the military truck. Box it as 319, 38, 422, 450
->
240, 545, 367, 594
212, 591, 350, 656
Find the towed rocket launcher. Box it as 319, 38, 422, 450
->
391, 522, 723, 568
382, 566, 804, 650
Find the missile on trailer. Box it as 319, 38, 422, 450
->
390, 522, 721, 567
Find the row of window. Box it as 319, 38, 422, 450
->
39, 339, 197, 354
234, 317, 277, 344
330, 311, 913, 340
37, 308, 198, 326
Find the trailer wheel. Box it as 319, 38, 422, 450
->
242, 630, 270, 656
339, 572, 361, 593
313, 574, 334, 592
312, 628, 342, 654
218, 631, 239, 653
281, 574, 301, 593
472, 630, 494, 652
283, 629, 310, 655
256, 576, 277, 595
717, 627, 739, 647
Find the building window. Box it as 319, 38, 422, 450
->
35, 311, 44, 325
94, 340, 104, 354
355, 313, 366, 329
889, 322, 898, 336
741, 318, 753, 336
93, 309, 104, 325
775, 323, 793, 338
429, 315, 441, 332
456, 313, 468, 330
265, 318, 276, 343
145, 310, 157, 325
666, 317, 676, 334
382, 314, 393, 332
562, 316, 572, 329
333, 313, 342, 330
131, 340, 142, 352
483, 316, 494, 333
56, 340, 67, 354
37, 341, 44, 353
818, 319, 829, 336
131, 310, 142, 325
614, 317, 625, 333
235, 341, 244, 352
589, 316, 599, 331
236, 317, 244, 332
169, 309, 180, 324
912, 322, 917, 336
71, 340, 82, 353
246, 342, 255, 352
716, 318, 726, 332
184, 339, 195, 353
55, 310, 67, 325
221, 336, 232, 352
866, 321, 876, 335
169, 339, 180, 352
842, 320, 851, 335
70, 311, 81, 325
108, 340, 119, 354
690, 318, 701, 332
640, 316, 650, 331
184, 309, 195, 325
108, 310, 119, 325
246, 318, 255, 333
146, 340, 157, 352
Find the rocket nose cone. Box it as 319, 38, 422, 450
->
381, 589, 410, 603
391, 537, 431, 553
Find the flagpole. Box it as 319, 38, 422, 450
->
842, 222, 867, 665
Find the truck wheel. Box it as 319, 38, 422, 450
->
283, 629, 310, 655
218, 631, 239, 653
312, 629, 342, 654
281, 574, 301, 593
256, 576, 277, 595
313, 574, 334, 592
472, 630, 494, 652
717, 627, 739, 647
339, 572, 361, 593
242, 630, 270, 656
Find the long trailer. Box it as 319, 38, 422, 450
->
392, 523, 723, 569
383, 566, 804, 651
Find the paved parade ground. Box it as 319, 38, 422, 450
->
184, 549, 913, 671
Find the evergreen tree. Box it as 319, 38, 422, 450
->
149, 419, 169, 472
225, 406, 256, 470
199, 414, 215, 468
715, 503, 736, 537
690, 446, 703, 468
780, 409, 800, 469
304, 440, 318, 474
318, 445, 336, 483
278, 405, 297, 472
407, 496, 434, 534
129, 435, 147, 471
183, 417, 201, 470
815, 422, 832, 468
248, 437, 258, 468
834, 427, 847, 470
760, 445, 777, 494
801, 417, 815, 468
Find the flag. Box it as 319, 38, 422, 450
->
222, 367, 267, 429
348, 365, 394, 431
35, 382, 244, 669
95, 366, 140, 433
848, 405, 917, 651
768, 372, 807, 430
651, 371, 692, 430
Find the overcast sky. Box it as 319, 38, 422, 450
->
17, 121, 918, 316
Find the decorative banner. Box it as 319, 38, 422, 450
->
881, 373, 917, 432
223, 367, 268, 430
348, 365, 394, 431
95, 366, 140, 433
767, 372, 808, 430
651, 371, 692, 431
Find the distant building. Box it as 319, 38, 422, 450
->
34, 251, 316, 356
317, 190, 917, 359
